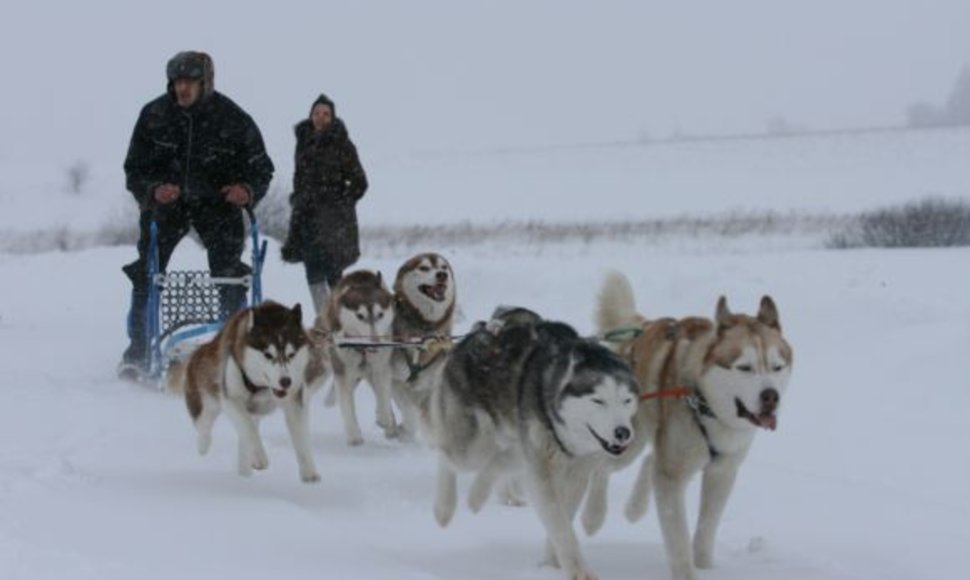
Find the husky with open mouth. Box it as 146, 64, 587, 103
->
430, 307, 639, 580
166, 301, 330, 483
582, 271, 793, 580
389, 252, 457, 442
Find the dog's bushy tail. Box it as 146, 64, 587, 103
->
596, 270, 645, 336
165, 359, 187, 396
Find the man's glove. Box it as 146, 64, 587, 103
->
153, 183, 181, 205
222, 183, 251, 206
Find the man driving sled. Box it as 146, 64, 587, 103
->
118, 51, 274, 379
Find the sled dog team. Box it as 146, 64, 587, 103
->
167, 252, 793, 580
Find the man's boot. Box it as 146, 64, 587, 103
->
218, 263, 252, 320
118, 286, 150, 380
118, 262, 150, 380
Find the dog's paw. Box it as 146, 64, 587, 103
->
346, 435, 364, 447
467, 476, 493, 514
381, 422, 402, 440
570, 569, 600, 580
434, 502, 455, 528
301, 470, 321, 484
251, 450, 269, 471
196, 433, 212, 456
541, 540, 560, 569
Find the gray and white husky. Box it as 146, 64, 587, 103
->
166, 301, 331, 483
323, 270, 398, 446
430, 308, 640, 580
582, 271, 793, 580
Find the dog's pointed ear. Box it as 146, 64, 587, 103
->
715, 296, 732, 327
244, 308, 255, 332
292, 303, 303, 324
757, 296, 781, 330
376, 270, 384, 287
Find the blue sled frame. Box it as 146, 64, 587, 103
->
143, 207, 267, 380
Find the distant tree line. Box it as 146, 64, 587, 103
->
907, 64, 970, 128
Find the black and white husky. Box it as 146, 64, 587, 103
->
430, 308, 640, 580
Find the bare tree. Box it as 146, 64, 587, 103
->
65, 159, 91, 195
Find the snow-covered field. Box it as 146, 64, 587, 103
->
1, 208, 968, 579
3, 126, 970, 239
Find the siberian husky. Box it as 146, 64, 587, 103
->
324, 270, 398, 446
431, 308, 640, 580
583, 271, 793, 580
390, 252, 457, 442
166, 301, 330, 483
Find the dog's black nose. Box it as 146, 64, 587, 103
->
279, 376, 292, 389
614, 426, 631, 443
760, 388, 779, 410
436, 271, 448, 282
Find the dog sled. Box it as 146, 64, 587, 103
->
138, 207, 267, 383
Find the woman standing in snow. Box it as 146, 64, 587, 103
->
281, 94, 369, 314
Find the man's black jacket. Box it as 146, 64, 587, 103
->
124, 91, 274, 208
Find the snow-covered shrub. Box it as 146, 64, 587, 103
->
828, 197, 970, 248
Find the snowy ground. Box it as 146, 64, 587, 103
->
1, 232, 968, 580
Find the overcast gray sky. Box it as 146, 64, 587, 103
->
2, 0, 969, 171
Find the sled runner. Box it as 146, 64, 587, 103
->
138, 207, 267, 383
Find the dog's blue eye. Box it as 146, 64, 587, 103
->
772, 364, 784, 372
264, 352, 273, 361
592, 398, 605, 406
736, 364, 753, 373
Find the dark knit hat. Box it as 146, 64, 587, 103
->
166, 51, 214, 98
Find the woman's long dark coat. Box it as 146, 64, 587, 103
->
283, 117, 368, 271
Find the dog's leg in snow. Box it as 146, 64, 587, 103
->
281, 394, 320, 483
391, 382, 420, 443
526, 458, 598, 580
581, 469, 610, 536
654, 466, 696, 580
467, 448, 518, 513
191, 393, 221, 455
222, 398, 268, 475
434, 455, 458, 527
336, 373, 364, 446
369, 364, 398, 439
693, 456, 741, 569
624, 453, 654, 522
322, 382, 337, 407
498, 474, 527, 506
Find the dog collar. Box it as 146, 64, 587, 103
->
231, 354, 268, 394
